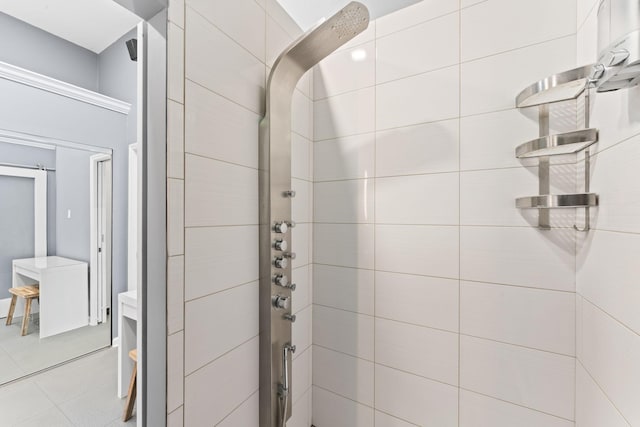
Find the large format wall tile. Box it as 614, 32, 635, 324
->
579, 299, 640, 425
184, 80, 260, 169
185, 8, 265, 114
459, 390, 574, 427
376, 225, 459, 279
314, 41, 375, 100
461, 0, 575, 61
375, 318, 458, 385
461, 36, 576, 116
184, 337, 258, 426
461, 281, 575, 355
375, 364, 458, 427
184, 225, 258, 300
377, 65, 459, 130
376, 172, 459, 225
376, 119, 459, 177
376, 12, 459, 84
375, 271, 459, 332
184, 281, 258, 374
460, 336, 575, 419
461, 226, 575, 291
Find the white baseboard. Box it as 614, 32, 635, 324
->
113, 337, 120, 348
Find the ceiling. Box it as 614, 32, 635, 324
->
277, 0, 422, 30
0, 0, 141, 53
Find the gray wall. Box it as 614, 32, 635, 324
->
0, 176, 35, 297
99, 29, 138, 145
0, 142, 56, 254
54, 147, 92, 263
0, 12, 98, 91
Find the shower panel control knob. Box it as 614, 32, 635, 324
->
284, 314, 296, 322
283, 252, 296, 260
274, 275, 288, 287
274, 222, 288, 234
274, 257, 287, 269
272, 295, 289, 310
274, 239, 287, 251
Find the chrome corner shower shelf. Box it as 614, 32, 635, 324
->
514, 65, 599, 231
516, 193, 599, 209
516, 64, 594, 107
515, 128, 599, 158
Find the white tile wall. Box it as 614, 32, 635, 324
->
314, 179, 374, 224
185, 155, 258, 226
312, 386, 374, 427
314, 133, 375, 181
459, 390, 574, 427
185, 8, 265, 114
461, 36, 576, 116
579, 300, 640, 425
167, 0, 640, 424
314, 87, 375, 140
184, 337, 259, 426
376, 12, 460, 84
375, 173, 459, 225
375, 364, 458, 426
375, 318, 458, 385
313, 223, 375, 269
186, 0, 266, 61
375, 271, 459, 332
313, 346, 374, 405
184, 80, 260, 169
313, 305, 374, 361
376, 65, 460, 130
184, 281, 258, 374
375, 225, 459, 278
460, 281, 575, 355
314, 41, 375, 99
460, 335, 575, 419
575, 363, 631, 427
313, 265, 375, 315
460, 226, 575, 291
169, 2, 314, 425
461, 0, 575, 61
574, 4, 640, 425
376, 119, 459, 176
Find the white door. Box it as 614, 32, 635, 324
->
89, 154, 112, 325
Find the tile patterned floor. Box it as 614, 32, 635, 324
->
0, 347, 136, 427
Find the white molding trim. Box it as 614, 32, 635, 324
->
0, 128, 112, 154
0, 60, 131, 115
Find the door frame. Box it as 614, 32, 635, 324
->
89, 153, 112, 326
0, 165, 47, 316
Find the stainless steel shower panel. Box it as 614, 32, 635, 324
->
259, 3, 369, 426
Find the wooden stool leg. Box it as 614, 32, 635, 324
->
123, 361, 137, 421
6, 295, 17, 326
21, 298, 32, 336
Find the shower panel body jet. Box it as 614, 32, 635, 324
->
259, 3, 369, 426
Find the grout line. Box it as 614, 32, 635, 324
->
457, 1, 463, 422
459, 387, 576, 423
213, 389, 259, 426
184, 77, 263, 117
575, 359, 633, 427
580, 295, 640, 340
372, 20, 378, 425
184, 334, 258, 379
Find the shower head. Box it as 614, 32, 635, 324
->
270, 1, 370, 84
125, 38, 137, 62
